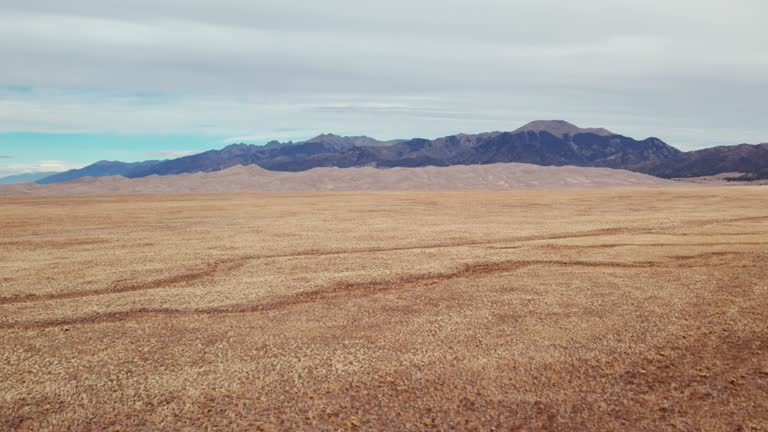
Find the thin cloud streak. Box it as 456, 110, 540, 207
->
0, 160, 83, 177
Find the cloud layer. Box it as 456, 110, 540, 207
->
0, 160, 83, 177
0, 0, 766, 150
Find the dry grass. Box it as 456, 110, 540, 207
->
1, 186, 767, 431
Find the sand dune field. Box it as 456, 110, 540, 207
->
0, 163, 675, 196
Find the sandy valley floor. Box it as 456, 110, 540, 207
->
1, 187, 767, 431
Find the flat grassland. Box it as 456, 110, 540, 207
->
1, 187, 767, 431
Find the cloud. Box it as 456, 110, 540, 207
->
144, 150, 199, 159
220, 129, 320, 144
0, 1, 766, 148
0, 159, 83, 177
0, 155, 13, 159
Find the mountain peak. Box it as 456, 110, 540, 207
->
513, 120, 614, 138
93, 160, 122, 165
223, 143, 257, 150
303, 134, 386, 148
310, 133, 341, 140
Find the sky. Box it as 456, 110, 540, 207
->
1, 0, 767, 176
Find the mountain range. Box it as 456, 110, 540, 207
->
0, 172, 59, 185
23, 120, 768, 184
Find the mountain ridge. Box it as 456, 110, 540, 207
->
37, 160, 161, 184
33, 120, 768, 184
118, 120, 682, 178
0, 172, 60, 185
632, 143, 768, 179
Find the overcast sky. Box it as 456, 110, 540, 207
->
1, 0, 767, 175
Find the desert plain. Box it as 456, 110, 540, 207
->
1, 186, 767, 431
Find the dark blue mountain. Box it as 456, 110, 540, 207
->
0, 172, 60, 185
36, 160, 161, 184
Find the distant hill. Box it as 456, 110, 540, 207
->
633, 143, 768, 179
728, 166, 768, 181
36, 160, 161, 184
0, 172, 59, 185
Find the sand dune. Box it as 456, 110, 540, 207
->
0, 163, 676, 195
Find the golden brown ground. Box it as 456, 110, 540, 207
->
1, 187, 767, 431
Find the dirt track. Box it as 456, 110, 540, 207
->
1, 187, 767, 430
